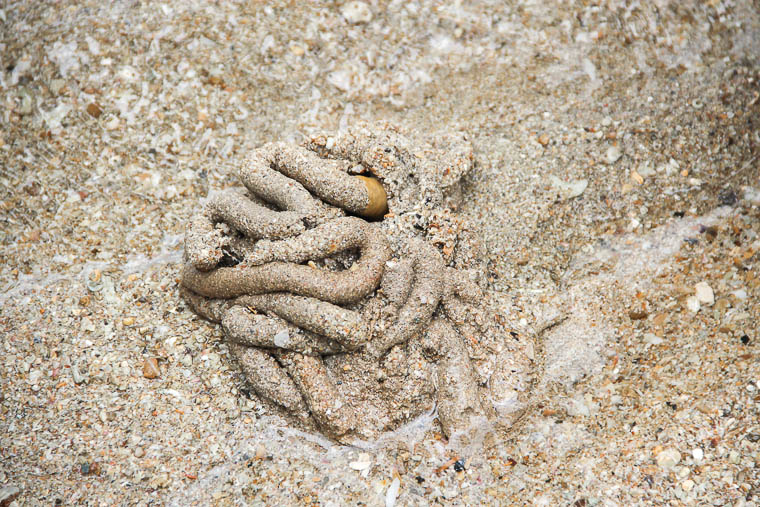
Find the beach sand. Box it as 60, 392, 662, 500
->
1, 1, 759, 504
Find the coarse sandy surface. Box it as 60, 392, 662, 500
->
1, 0, 759, 505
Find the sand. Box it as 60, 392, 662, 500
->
1, 0, 759, 505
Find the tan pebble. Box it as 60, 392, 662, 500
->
537, 134, 549, 146
631, 170, 644, 185
255, 445, 267, 460
133, 447, 145, 458
143, 358, 160, 379
123, 317, 135, 326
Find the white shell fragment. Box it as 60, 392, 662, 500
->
341, 1, 373, 24
694, 282, 714, 306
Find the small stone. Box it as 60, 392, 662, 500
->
247, 445, 265, 460
50, 79, 66, 95
685, 296, 700, 313
601, 116, 612, 127
729, 450, 740, 464
17, 88, 34, 115
566, 396, 590, 417
694, 282, 714, 306
385, 477, 400, 507
605, 145, 622, 164
81, 317, 96, 332
341, 1, 373, 24
86, 103, 103, 118
719, 188, 738, 206
537, 134, 549, 146
656, 448, 681, 470
651, 314, 667, 327
692, 448, 704, 462
349, 460, 372, 471
443, 488, 459, 499
643, 333, 663, 345
133, 447, 145, 458
628, 310, 648, 320
274, 330, 290, 348
28, 369, 42, 385
549, 176, 587, 199
637, 162, 656, 177
105, 116, 120, 130
143, 358, 160, 379
0, 486, 21, 506
681, 479, 694, 492
152, 472, 170, 488
676, 466, 690, 479
123, 317, 136, 326
72, 363, 88, 384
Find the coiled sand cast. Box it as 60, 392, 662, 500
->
181, 123, 534, 444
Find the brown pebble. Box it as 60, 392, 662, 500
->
207, 76, 225, 87
86, 103, 103, 118
537, 134, 549, 146
628, 310, 649, 320
143, 358, 160, 379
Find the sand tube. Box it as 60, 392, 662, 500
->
366, 239, 445, 358
244, 143, 388, 220
185, 189, 306, 271
181, 217, 391, 305
229, 343, 310, 417
222, 306, 342, 356
234, 294, 370, 351
278, 351, 357, 439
